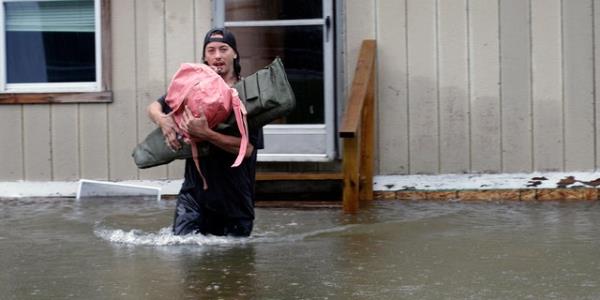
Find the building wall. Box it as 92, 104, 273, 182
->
1, 0, 599, 181
0, 0, 212, 181
372, 0, 600, 175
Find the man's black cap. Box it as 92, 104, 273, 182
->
202, 28, 241, 77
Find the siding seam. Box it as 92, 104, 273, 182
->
593, 0, 598, 170
106, 106, 110, 179
20, 105, 25, 179
435, 0, 441, 173
193, 0, 197, 62
374, 0, 381, 174
134, 0, 140, 179
498, 0, 504, 172
529, 0, 535, 171
77, 104, 81, 178
466, 0, 473, 172
49, 105, 54, 180
405, 0, 411, 174
105, 0, 111, 180
561, 0, 566, 171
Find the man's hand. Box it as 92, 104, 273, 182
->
158, 114, 182, 151
182, 105, 212, 140
147, 100, 182, 151
180, 104, 253, 157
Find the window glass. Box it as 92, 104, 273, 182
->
5, 0, 95, 83
230, 25, 324, 124
225, 0, 322, 21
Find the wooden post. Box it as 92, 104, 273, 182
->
342, 136, 360, 212
339, 39, 376, 212
359, 67, 375, 201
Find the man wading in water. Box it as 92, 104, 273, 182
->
146, 28, 263, 237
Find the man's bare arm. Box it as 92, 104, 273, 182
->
147, 101, 182, 150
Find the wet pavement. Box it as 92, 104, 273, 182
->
2, 197, 600, 299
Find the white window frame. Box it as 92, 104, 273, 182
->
0, 0, 102, 93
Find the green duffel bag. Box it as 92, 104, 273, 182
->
132, 127, 204, 169
218, 57, 296, 131
132, 57, 295, 169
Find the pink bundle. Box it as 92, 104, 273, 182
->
165, 63, 248, 189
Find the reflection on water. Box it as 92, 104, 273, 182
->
1, 197, 600, 299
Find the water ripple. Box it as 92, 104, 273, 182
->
94, 224, 355, 246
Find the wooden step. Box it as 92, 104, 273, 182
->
256, 200, 342, 208
256, 171, 343, 181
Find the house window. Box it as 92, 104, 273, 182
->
0, 0, 111, 103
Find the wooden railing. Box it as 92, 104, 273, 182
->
339, 40, 377, 212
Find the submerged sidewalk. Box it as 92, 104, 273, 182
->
373, 172, 600, 201
1, 172, 600, 200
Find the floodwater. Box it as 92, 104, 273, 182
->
1, 198, 600, 299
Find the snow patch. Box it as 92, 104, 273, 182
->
374, 172, 600, 191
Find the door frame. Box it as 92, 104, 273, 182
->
212, 1, 337, 162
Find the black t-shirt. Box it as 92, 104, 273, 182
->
158, 95, 264, 220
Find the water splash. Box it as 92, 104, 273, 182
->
94, 224, 355, 246
94, 227, 239, 246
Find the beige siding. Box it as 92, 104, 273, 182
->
136, 0, 167, 180
370, 0, 600, 175
23, 105, 52, 180
165, 0, 195, 179
438, 0, 469, 174
51, 104, 79, 180
0, 106, 23, 180
5, 0, 600, 181
109, 0, 138, 180
469, 0, 501, 173
596, 0, 600, 170
0, 0, 212, 181
499, 0, 532, 172
563, 0, 595, 170
80, 104, 109, 179
345, 1, 376, 91
531, 0, 563, 172
376, 0, 409, 174
407, 0, 438, 173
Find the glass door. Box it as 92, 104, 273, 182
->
214, 0, 335, 161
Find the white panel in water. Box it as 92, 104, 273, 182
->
76, 179, 160, 201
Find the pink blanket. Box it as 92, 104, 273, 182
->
165, 63, 248, 189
